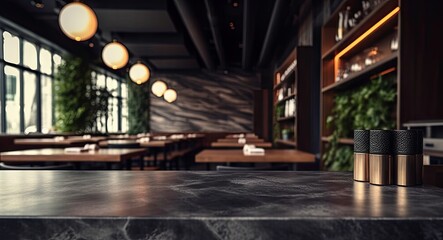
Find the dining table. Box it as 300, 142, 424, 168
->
216, 138, 265, 143
196, 149, 315, 170
210, 142, 273, 148
14, 136, 106, 148
0, 148, 147, 170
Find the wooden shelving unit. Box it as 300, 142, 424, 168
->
275, 93, 296, 105
277, 116, 296, 122
320, 0, 443, 168
273, 47, 314, 151
321, 52, 397, 93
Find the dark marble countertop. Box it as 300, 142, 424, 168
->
0, 171, 442, 240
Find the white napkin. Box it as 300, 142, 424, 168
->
138, 137, 150, 143
154, 136, 167, 140
54, 136, 65, 142
64, 147, 88, 153
84, 144, 99, 151
238, 138, 246, 144
82, 134, 92, 139
242, 144, 265, 155
245, 148, 265, 155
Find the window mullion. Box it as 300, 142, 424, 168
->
118, 80, 122, 132
36, 44, 42, 132
0, 29, 5, 133
19, 37, 24, 133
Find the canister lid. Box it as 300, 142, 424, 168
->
393, 130, 417, 155
369, 130, 393, 154
354, 130, 369, 153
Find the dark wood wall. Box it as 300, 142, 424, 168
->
400, 0, 443, 124
150, 70, 260, 133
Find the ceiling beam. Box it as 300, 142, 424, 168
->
257, 0, 287, 68
173, 0, 215, 70
242, 0, 255, 70
204, 0, 226, 69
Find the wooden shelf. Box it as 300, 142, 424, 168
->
322, 53, 397, 93
273, 72, 295, 90
320, 0, 443, 171
275, 93, 296, 105
322, 0, 398, 59
321, 136, 354, 145
275, 139, 297, 147
273, 47, 314, 155
277, 116, 295, 122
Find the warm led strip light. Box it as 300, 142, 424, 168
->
334, 7, 400, 79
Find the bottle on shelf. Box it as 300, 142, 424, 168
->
284, 101, 289, 117
336, 11, 344, 42
344, 6, 350, 34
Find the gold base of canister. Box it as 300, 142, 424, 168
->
354, 153, 369, 182
369, 154, 393, 185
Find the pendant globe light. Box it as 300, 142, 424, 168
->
151, 80, 167, 97
58, 1, 98, 41
102, 40, 129, 70
129, 62, 150, 85
163, 89, 177, 103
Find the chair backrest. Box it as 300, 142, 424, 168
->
216, 165, 290, 171
0, 162, 74, 170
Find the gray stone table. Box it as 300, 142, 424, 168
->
0, 171, 442, 239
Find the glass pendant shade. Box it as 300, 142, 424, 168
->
129, 63, 150, 84
163, 89, 177, 103
102, 41, 129, 70
59, 2, 98, 41
151, 80, 167, 97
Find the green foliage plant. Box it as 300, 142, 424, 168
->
273, 106, 281, 143
54, 56, 111, 133
323, 74, 397, 171
128, 80, 150, 134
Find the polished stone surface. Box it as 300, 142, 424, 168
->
0, 171, 442, 239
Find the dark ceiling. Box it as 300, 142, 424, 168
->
1, 0, 302, 74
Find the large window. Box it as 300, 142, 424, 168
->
91, 72, 127, 133
1, 27, 128, 134
121, 82, 128, 132
23, 71, 37, 133
1, 30, 58, 134
4, 66, 20, 133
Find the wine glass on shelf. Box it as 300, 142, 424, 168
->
390, 33, 399, 52
364, 47, 381, 66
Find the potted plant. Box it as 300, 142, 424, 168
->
54, 56, 110, 133
281, 128, 294, 140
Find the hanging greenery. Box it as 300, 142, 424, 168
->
323, 74, 397, 171
54, 56, 110, 133
273, 104, 284, 143
128, 80, 150, 134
